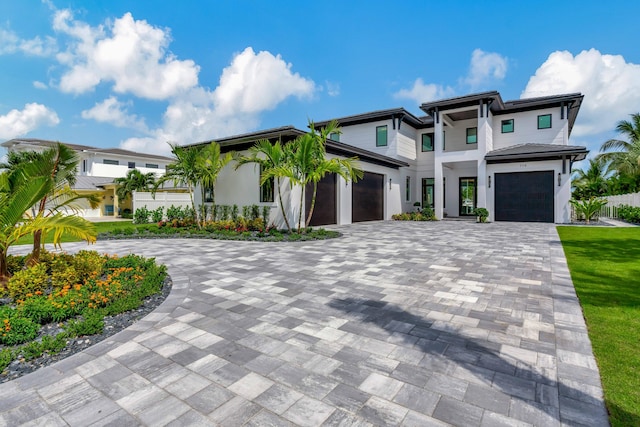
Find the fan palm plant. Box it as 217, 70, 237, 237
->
600, 113, 640, 177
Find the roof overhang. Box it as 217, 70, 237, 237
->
485, 144, 588, 164
314, 108, 427, 129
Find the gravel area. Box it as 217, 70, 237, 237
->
0, 276, 172, 383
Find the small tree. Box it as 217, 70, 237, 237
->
114, 169, 156, 201
570, 197, 607, 224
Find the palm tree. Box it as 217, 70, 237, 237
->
114, 169, 156, 201
273, 121, 363, 232
155, 141, 232, 227
600, 113, 640, 177
572, 158, 611, 199
235, 139, 293, 232
0, 162, 96, 283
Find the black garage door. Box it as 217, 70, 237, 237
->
305, 174, 337, 226
352, 172, 384, 222
495, 171, 554, 222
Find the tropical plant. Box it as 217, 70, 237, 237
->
571, 158, 611, 200
570, 197, 607, 224
473, 207, 489, 223
600, 113, 640, 177
114, 169, 156, 201
0, 162, 97, 284
235, 139, 293, 232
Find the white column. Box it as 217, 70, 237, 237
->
476, 105, 490, 210
434, 112, 444, 219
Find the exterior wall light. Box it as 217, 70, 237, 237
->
488, 176, 491, 188
558, 173, 562, 187
389, 178, 392, 189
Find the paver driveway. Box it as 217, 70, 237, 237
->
0, 221, 608, 426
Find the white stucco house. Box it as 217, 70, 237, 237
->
1, 138, 175, 218
189, 90, 587, 227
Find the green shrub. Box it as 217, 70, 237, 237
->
133, 206, 151, 224
617, 205, 640, 223
473, 207, 489, 223
570, 197, 607, 223
262, 206, 270, 224
66, 313, 104, 337
7, 264, 48, 300
5, 255, 26, 275
231, 204, 239, 221
151, 206, 164, 223
166, 205, 182, 221
19, 296, 58, 324
250, 204, 260, 221
73, 250, 106, 283
50, 256, 80, 291
0, 315, 40, 346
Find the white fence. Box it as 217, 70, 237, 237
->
133, 191, 192, 216
599, 191, 640, 218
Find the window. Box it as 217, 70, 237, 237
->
128, 162, 135, 169
538, 114, 552, 129
82, 159, 87, 173
422, 178, 435, 208
466, 127, 477, 144
501, 119, 514, 133
329, 132, 340, 142
405, 176, 411, 202
203, 185, 214, 203
421, 133, 434, 152
443, 130, 446, 150
376, 125, 387, 147
145, 163, 159, 169
103, 159, 119, 165
260, 165, 274, 203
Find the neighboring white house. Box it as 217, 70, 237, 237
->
1, 138, 175, 218
187, 91, 587, 226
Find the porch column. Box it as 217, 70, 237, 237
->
434, 111, 444, 219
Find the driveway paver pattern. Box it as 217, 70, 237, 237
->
0, 221, 609, 426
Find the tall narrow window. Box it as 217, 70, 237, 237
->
260, 165, 274, 203
421, 133, 434, 152
204, 185, 214, 203
501, 119, 514, 133
538, 114, 552, 129
376, 125, 387, 147
405, 176, 411, 202
443, 130, 446, 151
329, 132, 340, 142
82, 159, 87, 173
422, 178, 435, 208
466, 127, 477, 144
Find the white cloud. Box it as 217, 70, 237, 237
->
522, 49, 640, 137
33, 81, 48, 89
54, 10, 199, 99
0, 103, 60, 139
463, 49, 508, 88
0, 28, 57, 56
81, 96, 147, 132
120, 48, 316, 154
325, 81, 341, 97
394, 78, 454, 105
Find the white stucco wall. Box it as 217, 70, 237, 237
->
492, 108, 568, 150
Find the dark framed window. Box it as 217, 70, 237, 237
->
538, 114, 552, 129
128, 161, 135, 169
501, 119, 514, 133
260, 165, 274, 203
329, 132, 340, 142
466, 127, 477, 144
82, 159, 87, 173
443, 176, 446, 209
376, 125, 387, 147
103, 159, 119, 165
145, 163, 159, 169
421, 133, 434, 152
203, 185, 214, 203
443, 130, 446, 150
405, 176, 411, 202
422, 178, 434, 208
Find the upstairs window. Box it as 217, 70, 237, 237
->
421, 133, 434, 152
538, 114, 552, 129
128, 162, 135, 169
260, 165, 274, 203
501, 119, 514, 133
145, 163, 159, 169
376, 125, 387, 147
466, 127, 477, 144
103, 159, 119, 165
329, 132, 340, 142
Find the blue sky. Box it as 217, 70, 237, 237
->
1, 1, 639, 161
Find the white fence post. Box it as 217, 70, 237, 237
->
599, 191, 640, 218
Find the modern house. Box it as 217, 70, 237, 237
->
190, 90, 587, 226
1, 138, 174, 218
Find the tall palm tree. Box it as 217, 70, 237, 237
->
572, 157, 611, 199
114, 169, 156, 201
0, 162, 96, 283
600, 113, 640, 177
235, 139, 293, 232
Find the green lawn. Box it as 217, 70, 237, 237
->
557, 226, 640, 426
15, 221, 139, 246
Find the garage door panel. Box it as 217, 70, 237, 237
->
305, 174, 337, 226
495, 171, 554, 223
352, 172, 384, 222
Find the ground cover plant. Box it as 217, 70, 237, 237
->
557, 226, 640, 426
0, 250, 167, 377
392, 207, 437, 221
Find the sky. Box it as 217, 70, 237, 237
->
1, 1, 639, 163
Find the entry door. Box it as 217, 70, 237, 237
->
422, 178, 434, 208
459, 177, 476, 216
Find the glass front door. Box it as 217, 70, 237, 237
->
459, 177, 477, 216
422, 178, 434, 208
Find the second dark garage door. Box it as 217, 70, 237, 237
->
495, 171, 554, 222
352, 172, 384, 222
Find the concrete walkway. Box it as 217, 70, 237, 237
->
0, 222, 609, 426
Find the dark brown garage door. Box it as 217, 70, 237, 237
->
495, 171, 554, 222
352, 172, 384, 222
305, 174, 337, 226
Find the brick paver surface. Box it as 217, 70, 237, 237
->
0, 221, 609, 426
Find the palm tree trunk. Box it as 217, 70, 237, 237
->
189, 184, 200, 229
305, 182, 318, 227
0, 249, 8, 286
297, 182, 305, 233
276, 178, 292, 232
